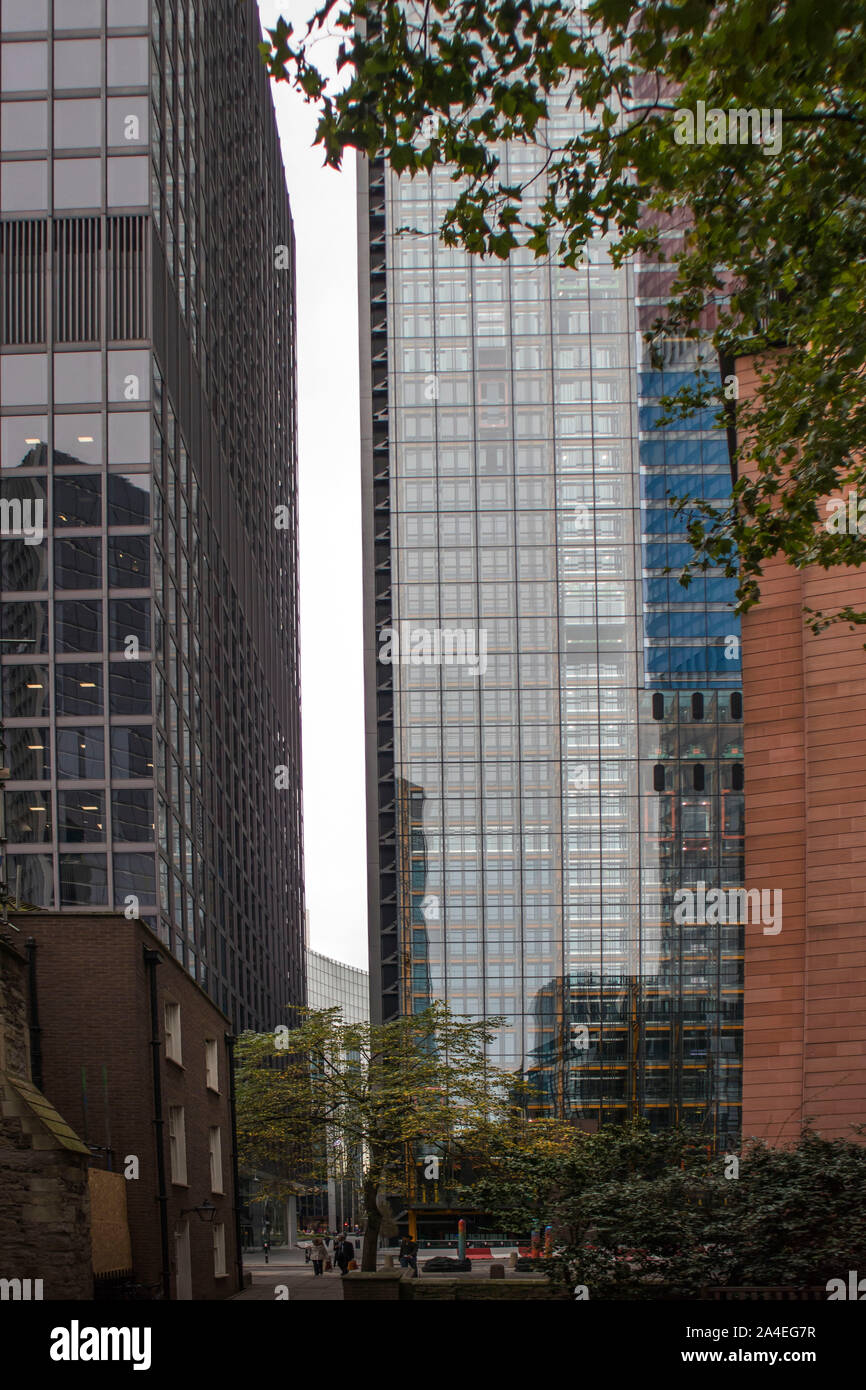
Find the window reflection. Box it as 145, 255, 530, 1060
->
1, 355, 48, 407
1, 600, 49, 653
2, 664, 49, 717
54, 537, 101, 588
112, 787, 153, 840
1, 541, 48, 591
7, 727, 51, 779
54, 99, 102, 149
109, 597, 150, 650
1, 417, 48, 468
6, 854, 53, 908
60, 853, 108, 905
54, 414, 103, 465
111, 725, 153, 778
114, 853, 156, 904
109, 660, 151, 714
6, 791, 52, 843
108, 472, 150, 525
0, 42, 48, 92
1, 101, 48, 151
108, 412, 149, 464
54, 40, 102, 91
54, 475, 102, 527
54, 353, 101, 406
58, 791, 105, 842
55, 662, 103, 716
55, 0, 101, 29
108, 536, 149, 586
55, 598, 103, 652
56, 726, 105, 780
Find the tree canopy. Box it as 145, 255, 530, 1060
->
263, 0, 866, 632
236, 1001, 517, 1269
463, 1118, 866, 1297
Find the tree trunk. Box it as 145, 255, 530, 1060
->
361, 1176, 381, 1271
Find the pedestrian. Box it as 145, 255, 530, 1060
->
337, 1234, 354, 1273
311, 1236, 326, 1276
399, 1235, 419, 1276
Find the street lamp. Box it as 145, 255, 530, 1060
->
181, 1199, 217, 1223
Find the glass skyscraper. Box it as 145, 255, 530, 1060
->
0, 0, 304, 1032
360, 97, 743, 1144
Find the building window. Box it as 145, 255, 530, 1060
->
213, 1223, 227, 1278
205, 1038, 219, 1092
168, 1104, 187, 1185
209, 1126, 223, 1194
164, 999, 181, 1064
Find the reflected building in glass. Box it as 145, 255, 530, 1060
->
360, 92, 744, 1145
0, 0, 304, 1031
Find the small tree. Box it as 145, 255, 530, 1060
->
236, 1001, 513, 1271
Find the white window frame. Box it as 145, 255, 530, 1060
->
205, 1037, 219, 1092
164, 1000, 182, 1064
209, 1125, 223, 1194
213, 1222, 227, 1278
168, 1105, 187, 1186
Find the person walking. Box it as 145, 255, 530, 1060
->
335, 1235, 352, 1276
311, 1236, 327, 1277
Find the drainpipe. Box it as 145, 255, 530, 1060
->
25, 937, 43, 1090
144, 947, 171, 1301
225, 1032, 245, 1293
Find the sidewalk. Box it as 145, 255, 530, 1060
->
232, 1248, 370, 1301
230, 1248, 540, 1300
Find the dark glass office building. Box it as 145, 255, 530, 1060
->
360, 89, 743, 1144
0, 0, 304, 1031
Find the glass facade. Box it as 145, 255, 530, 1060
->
1, 0, 304, 1032
360, 96, 743, 1143
306, 948, 369, 1026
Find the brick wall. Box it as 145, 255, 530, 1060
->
737, 356, 866, 1143
12, 913, 241, 1299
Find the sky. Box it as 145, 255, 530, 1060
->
257, 2, 368, 971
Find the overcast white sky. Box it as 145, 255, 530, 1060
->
257, 2, 368, 970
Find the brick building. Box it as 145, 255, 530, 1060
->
12, 910, 242, 1298
0, 929, 92, 1300
738, 356, 866, 1143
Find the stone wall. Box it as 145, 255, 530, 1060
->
0, 936, 93, 1300
341, 1270, 570, 1301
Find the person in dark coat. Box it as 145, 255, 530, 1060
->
335, 1234, 353, 1275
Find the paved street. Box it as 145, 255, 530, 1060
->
231, 1250, 346, 1300
230, 1247, 532, 1300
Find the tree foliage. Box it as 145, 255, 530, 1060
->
462, 1118, 866, 1297
263, 0, 866, 632
235, 1001, 515, 1269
